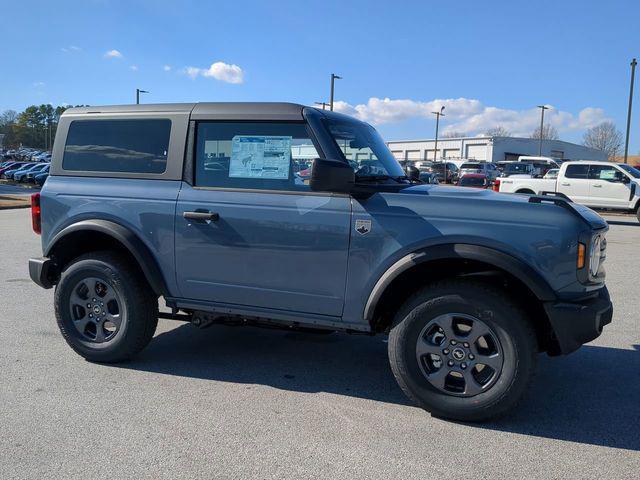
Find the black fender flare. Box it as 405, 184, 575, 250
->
363, 243, 557, 322
45, 219, 168, 296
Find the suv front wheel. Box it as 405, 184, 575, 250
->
54, 251, 158, 363
388, 280, 537, 422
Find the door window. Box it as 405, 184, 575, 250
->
588, 165, 625, 182
565, 164, 590, 179
194, 122, 320, 191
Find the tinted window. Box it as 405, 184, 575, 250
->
565, 164, 590, 179
459, 176, 488, 187
461, 163, 482, 169
195, 122, 319, 191
63, 119, 171, 173
619, 164, 640, 178
588, 165, 626, 181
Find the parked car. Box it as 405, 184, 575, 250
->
457, 173, 492, 189
29, 102, 612, 422
418, 171, 439, 184
12, 163, 47, 182
0, 161, 26, 176
459, 161, 499, 181
544, 169, 559, 179
25, 163, 50, 182
2, 162, 33, 179
34, 171, 49, 186
501, 162, 538, 178
428, 162, 459, 183
497, 161, 640, 222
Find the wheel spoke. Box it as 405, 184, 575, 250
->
462, 371, 485, 396
426, 367, 448, 390
93, 323, 106, 343
435, 315, 456, 342
416, 337, 443, 358
470, 321, 492, 344
69, 287, 88, 309
100, 288, 117, 305
74, 316, 91, 335
475, 353, 502, 371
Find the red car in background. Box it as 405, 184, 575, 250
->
457, 173, 492, 189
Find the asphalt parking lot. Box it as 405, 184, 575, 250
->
0, 208, 638, 479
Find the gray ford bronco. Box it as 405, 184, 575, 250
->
29, 102, 613, 421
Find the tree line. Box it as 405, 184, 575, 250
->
0, 104, 85, 150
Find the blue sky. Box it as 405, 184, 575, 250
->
1, 0, 639, 150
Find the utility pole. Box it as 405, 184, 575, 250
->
624, 58, 637, 164
136, 88, 149, 104
329, 74, 341, 111
432, 106, 445, 180
314, 101, 329, 110
537, 105, 550, 156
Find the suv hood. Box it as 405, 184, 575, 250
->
388, 184, 608, 230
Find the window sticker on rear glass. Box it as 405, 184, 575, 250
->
229, 136, 292, 179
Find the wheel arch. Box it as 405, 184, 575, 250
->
45, 219, 168, 296
515, 188, 536, 195
364, 244, 559, 353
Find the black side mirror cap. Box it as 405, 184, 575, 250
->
309, 158, 355, 193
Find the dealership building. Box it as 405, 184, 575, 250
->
386, 136, 607, 163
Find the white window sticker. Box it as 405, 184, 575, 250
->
229, 136, 292, 179
599, 169, 616, 180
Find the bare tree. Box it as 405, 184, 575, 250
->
582, 121, 623, 160
484, 126, 512, 137
0, 110, 18, 126
442, 131, 465, 138
530, 124, 559, 140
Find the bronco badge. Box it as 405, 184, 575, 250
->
355, 219, 372, 235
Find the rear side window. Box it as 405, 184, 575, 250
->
565, 164, 590, 179
63, 119, 171, 174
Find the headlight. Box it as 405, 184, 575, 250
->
589, 235, 603, 277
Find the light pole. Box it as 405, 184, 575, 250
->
314, 101, 329, 110
537, 105, 550, 156
432, 106, 446, 180
136, 88, 149, 104
329, 74, 341, 111
623, 58, 637, 164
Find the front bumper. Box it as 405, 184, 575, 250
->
29, 257, 56, 289
544, 286, 613, 355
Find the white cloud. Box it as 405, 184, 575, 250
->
61, 45, 81, 53
163, 65, 171, 72
104, 49, 123, 59
129, 65, 139, 71
333, 97, 609, 137
32, 81, 46, 88
182, 61, 244, 84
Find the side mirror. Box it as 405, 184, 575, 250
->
309, 158, 355, 193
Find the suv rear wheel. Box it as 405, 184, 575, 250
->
388, 280, 537, 422
54, 251, 158, 362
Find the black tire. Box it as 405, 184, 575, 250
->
54, 251, 158, 363
388, 279, 537, 422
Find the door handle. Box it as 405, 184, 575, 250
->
183, 211, 219, 222
592, 184, 602, 188
561, 183, 571, 186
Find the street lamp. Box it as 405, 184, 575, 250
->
136, 88, 149, 104
623, 58, 637, 164
432, 106, 446, 181
329, 74, 342, 111
314, 101, 329, 110
537, 105, 550, 156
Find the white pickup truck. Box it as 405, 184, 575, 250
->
497, 161, 640, 221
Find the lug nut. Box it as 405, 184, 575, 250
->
87, 303, 91, 308
461, 363, 467, 369
463, 342, 469, 348
443, 348, 450, 355
447, 360, 454, 367
450, 340, 457, 345
89, 313, 93, 318
92, 298, 96, 302
469, 354, 475, 360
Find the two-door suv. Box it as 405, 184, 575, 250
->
29, 103, 613, 421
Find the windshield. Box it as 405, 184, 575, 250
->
324, 118, 406, 178
505, 163, 531, 173
619, 164, 640, 178
461, 163, 482, 169
459, 176, 487, 187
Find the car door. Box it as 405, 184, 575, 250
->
174, 121, 351, 317
587, 164, 632, 208
558, 164, 590, 203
